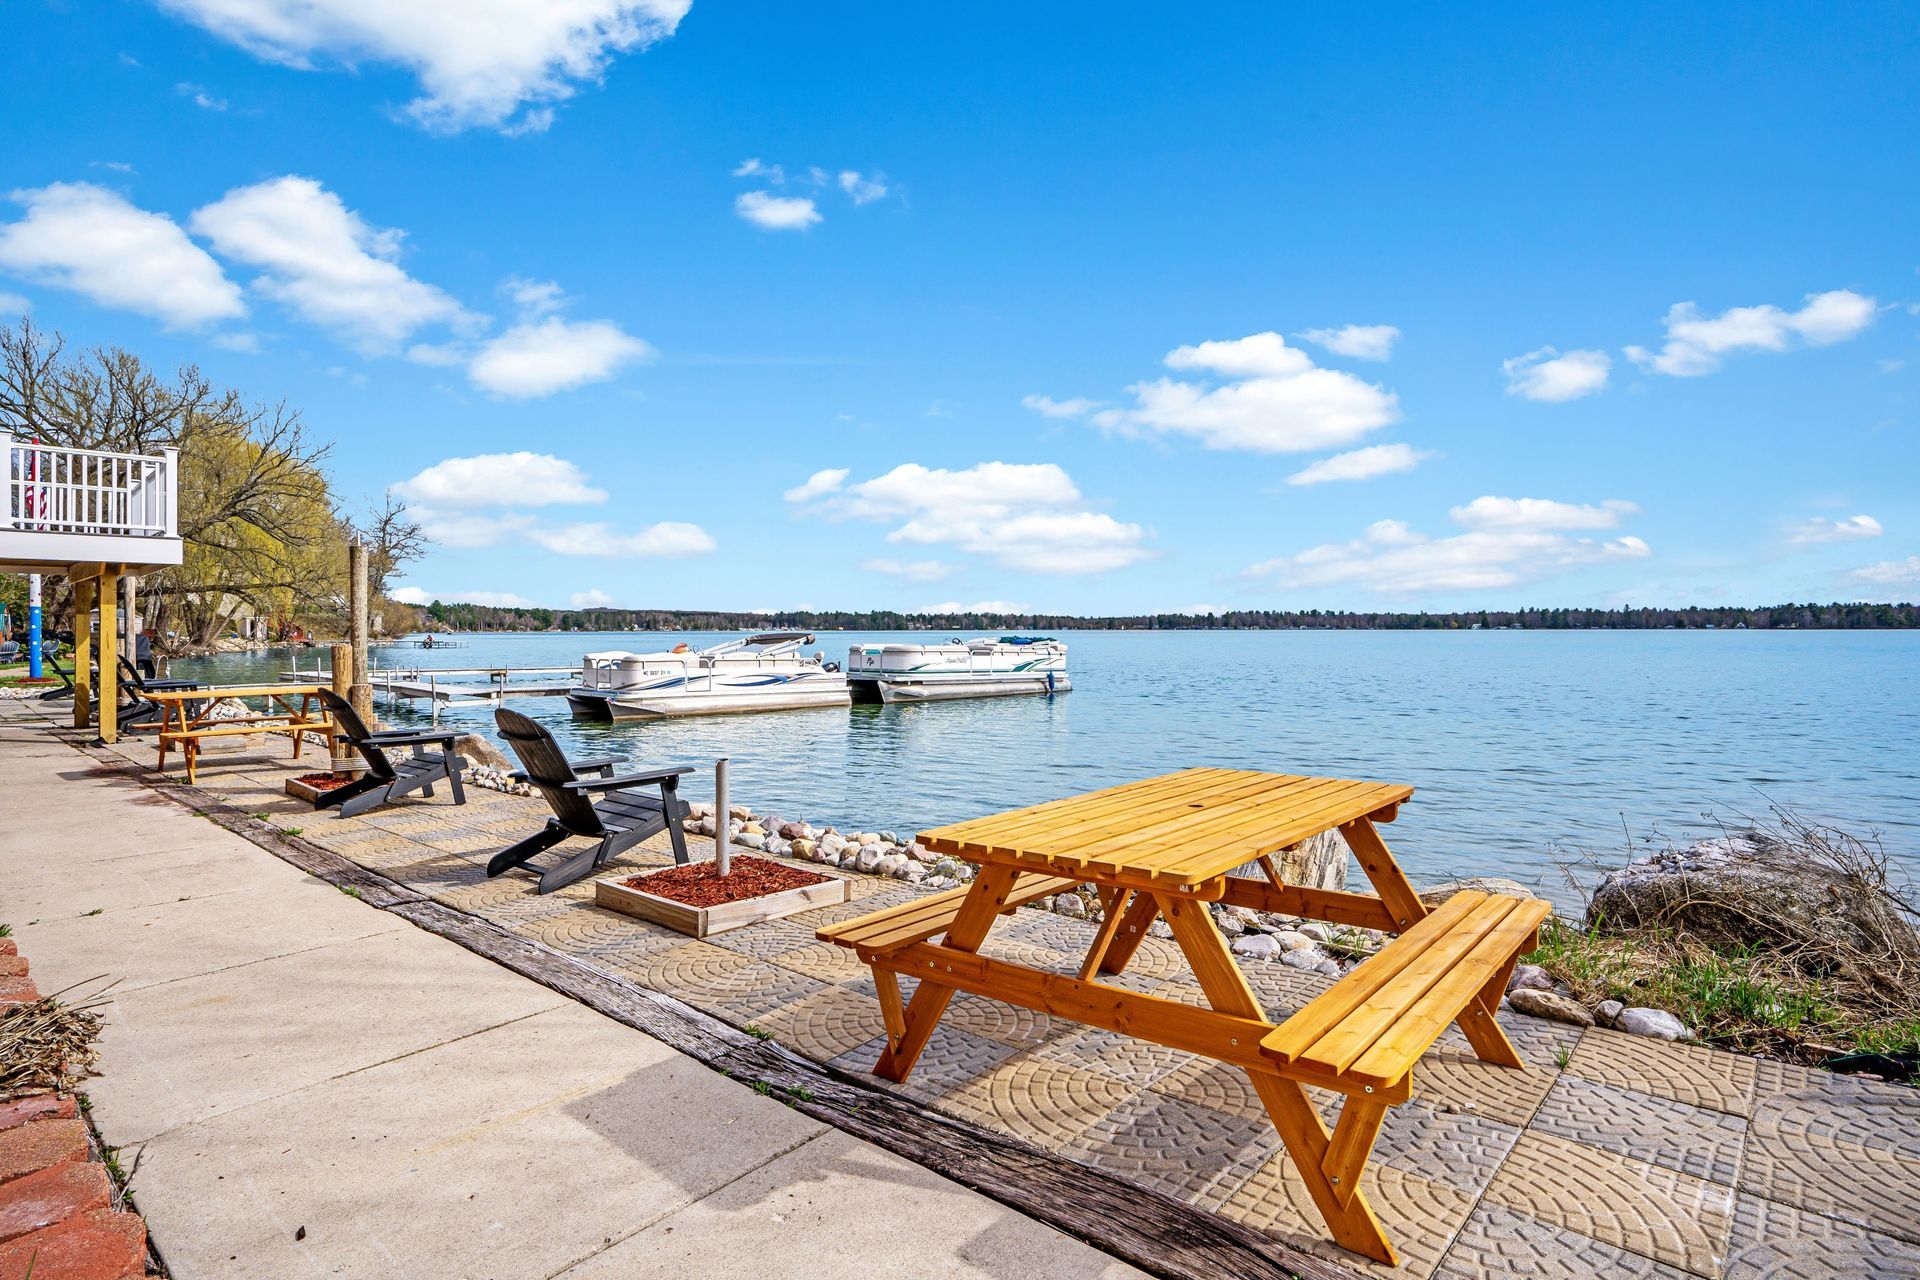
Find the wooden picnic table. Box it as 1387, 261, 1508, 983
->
145, 684, 334, 785
820, 768, 1548, 1267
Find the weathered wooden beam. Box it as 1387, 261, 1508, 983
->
59, 731, 1362, 1280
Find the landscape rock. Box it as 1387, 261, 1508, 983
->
902, 863, 928, 883
1298, 923, 1331, 943
789, 838, 816, 861
1419, 877, 1539, 908
1314, 958, 1343, 977
876, 853, 909, 878
735, 832, 765, 851
1588, 833, 1920, 969
1269, 930, 1316, 952
450, 733, 512, 771
778, 821, 809, 840
1617, 1007, 1690, 1040
1055, 895, 1087, 919
1594, 999, 1625, 1028
729, 805, 751, 820
1508, 964, 1554, 993
880, 831, 901, 845
1232, 933, 1284, 959
1506, 988, 1596, 1027
854, 846, 885, 874
907, 843, 936, 863
741, 823, 764, 837
1280, 948, 1326, 971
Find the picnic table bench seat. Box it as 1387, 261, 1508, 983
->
817, 871, 1080, 957
1261, 887, 1551, 1092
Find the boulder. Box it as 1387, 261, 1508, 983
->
778, 822, 809, 841
1507, 964, 1554, 993
1506, 989, 1596, 1027
854, 846, 884, 875
1594, 999, 1624, 1028
880, 831, 901, 845
906, 843, 937, 863
1055, 895, 1087, 919
451, 733, 512, 771
741, 823, 764, 837
1298, 923, 1331, 944
728, 805, 751, 820
1617, 1007, 1690, 1041
1268, 930, 1316, 952
876, 853, 909, 878
1588, 834, 1920, 969
1232, 934, 1284, 959
735, 832, 766, 851
1419, 878, 1539, 908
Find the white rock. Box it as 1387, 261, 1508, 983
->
1214, 913, 1247, 937
1508, 964, 1554, 993
1280, 948, 1326, 971
729, 805, 751, 820
876, 853, 909, 877
1148, 921, 1174, 940
854, 847, 884, 874
880, 830, 901, 845
1506, 988, 1596, 1027
1269, 930, 1316, 952
929, 876, 959, 890
1594, 999, 1625, 1028
902, 863, 928, 883
907, 842, 936, 863
1232, 934, 1285, 959
1314, 958, 1342, 977
1298, 923, 1331, 943
1055, 895, 1087, 919
736, 832, 766, 851
1617, 1007, 1690, 1041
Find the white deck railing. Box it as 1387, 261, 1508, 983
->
2, 437, 180, 539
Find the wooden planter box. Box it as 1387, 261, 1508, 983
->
596, 870, 850, 938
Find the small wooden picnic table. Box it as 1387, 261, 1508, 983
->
144, 684, 334, 785
820, 768, 1548, 1266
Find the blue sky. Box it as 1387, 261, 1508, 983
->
3, 2, 1916, 614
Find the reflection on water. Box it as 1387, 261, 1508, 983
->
173, 629, 1920, 906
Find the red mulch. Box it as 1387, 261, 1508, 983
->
292, 773, 353, 791
624, 856, 829, 907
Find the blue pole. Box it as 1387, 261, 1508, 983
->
27, 573, 42, 679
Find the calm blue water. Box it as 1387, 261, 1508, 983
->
173, 630, 1920, 904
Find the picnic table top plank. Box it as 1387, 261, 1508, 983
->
919, 768, 1413, 888
144, 683, 327, 702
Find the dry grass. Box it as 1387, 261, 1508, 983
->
0, 979, 110, 1097
1533, 807, 1920, 1063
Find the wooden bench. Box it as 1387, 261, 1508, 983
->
1258, 889, 1549, 1210
158, 717, 334, 784
818, 871, 1080, 1052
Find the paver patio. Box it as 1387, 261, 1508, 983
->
16, 696, 1920, 1279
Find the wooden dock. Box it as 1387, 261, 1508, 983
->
280, 664, 577, 713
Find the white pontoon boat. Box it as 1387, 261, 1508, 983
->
567, 632, 851, 720
846, 636, 1070, 704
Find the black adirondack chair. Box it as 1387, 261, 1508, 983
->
116, 655, 205, 727
313, 688, 468, 819
489, 706, 692, 893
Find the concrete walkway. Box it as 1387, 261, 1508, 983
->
0, 710, 1146, 1279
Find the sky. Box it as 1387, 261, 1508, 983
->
2, 2, 1916, 615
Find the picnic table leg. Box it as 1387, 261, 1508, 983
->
872, 864, 1019, 1082
1077, 887, 1132, 981
1155, 892, 1396, 1266
1095, 892, 1161, 975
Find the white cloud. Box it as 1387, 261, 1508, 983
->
467, 315, 652, 397
389, 586, 532, 607
914, 601, 1030, 615
1285, 443, 1431, 487
176, 81, 228, 110
0, 182, 244, 329
838, 170, 889, 204
1021, 394, 1106, 419
155, 0, 690, 133
504, 276, 566, 315
733, 158, 784, 183
861, 558, 956, 583
1297, 324, 1399, 361
405, 508, 537, 549
0, 291, 27, 316
1625, 289, 1877, 377
783, 468, 849, 503
806, 461, 1150, 575
393, 452, 608, 508
1845, 555, 1920, 587
405, 342, 464, 367
1247, 501, 1651, 595
1503, 347, 1611, 402
1075, 331, 1400, 454
525, 521, 715, 558
570, 588, 616, 608
1449, 496, 1637, 532
190, 176, 470, 350
735, 190, 820, 231
1789, 514, 1884, 546
210, 331, 261, 353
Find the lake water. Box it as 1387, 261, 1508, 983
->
172, 629, 1920, 908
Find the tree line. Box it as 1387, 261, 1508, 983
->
1, 319, 425, 650
422, 600, 1919, 633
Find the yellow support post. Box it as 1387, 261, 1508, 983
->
71, 574, 94, 730
97, 566, 120, 744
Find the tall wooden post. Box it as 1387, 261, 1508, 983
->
348, 538, 373, 726
123, 575, 139, 673
97, 566, 121, 744
329, 641, 360, 774
71, 575, 95, 730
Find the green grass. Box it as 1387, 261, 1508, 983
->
1524, 913, 1916, 1059
339, 885, 362, 899
1553, 1047, 1572, 1069
784, 1086, 815, 1103
279, 827, 304, 837
751, 1080, 772, 1096
743, 1024, 772, 1040
0, 923, 11, 938
83, 908, 103, 918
